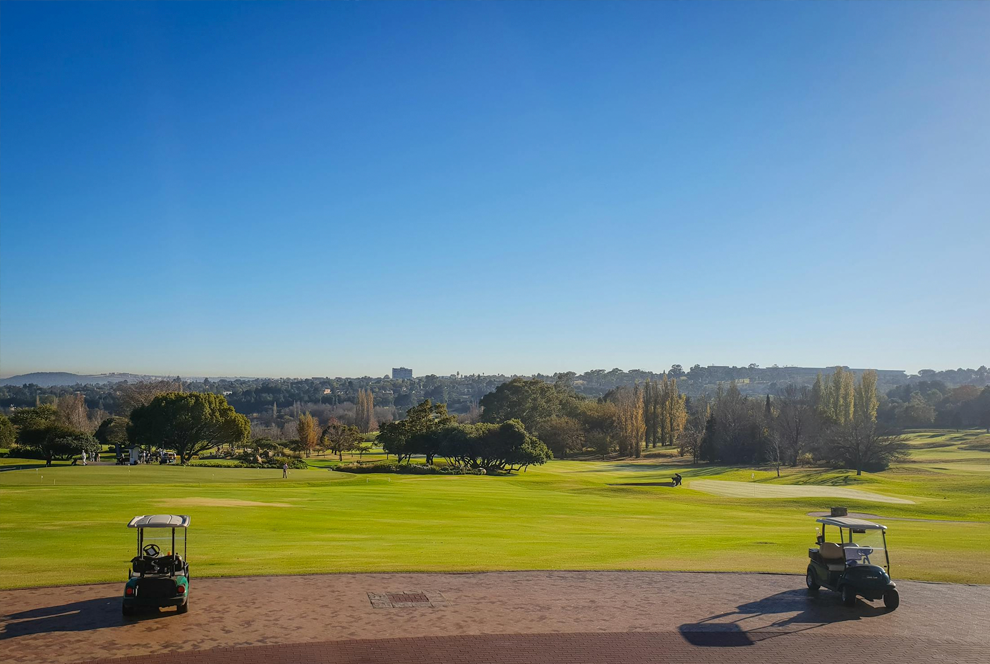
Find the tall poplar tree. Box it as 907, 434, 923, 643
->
354, 389, 377, 433
854, 370, 879, 425
297, 412, 317, 457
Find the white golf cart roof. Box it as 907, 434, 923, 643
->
127, 515, 190, 529
816, 516, 885, 531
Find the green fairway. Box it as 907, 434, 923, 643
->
1, 429, 988, 589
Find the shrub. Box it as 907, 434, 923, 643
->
6, 445, 47, 460
333, 462, 464, 475
271, 456, 307, 470
188, 456, 306, 470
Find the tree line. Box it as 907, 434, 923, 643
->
475, 376, 688, 460
3, 368, 987, 474
4, 365, 987, 421
680, 369, 908, 475
378, 400, 551, 473
0, 384, 250, 465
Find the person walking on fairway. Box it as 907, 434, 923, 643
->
282, 462, 288, 479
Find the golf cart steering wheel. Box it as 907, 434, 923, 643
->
143, 543, 161, 557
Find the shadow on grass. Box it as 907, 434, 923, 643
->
679, 588, 888, 647
1, 596, 182, 640
607, 481, 677, 488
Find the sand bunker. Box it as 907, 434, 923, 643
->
158, 497, 294, 508
689, 480, 915, 504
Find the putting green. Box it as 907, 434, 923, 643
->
688, 479, 916, 504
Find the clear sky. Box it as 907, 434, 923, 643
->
1, 2, 987, 379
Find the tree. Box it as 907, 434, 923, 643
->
578, 400, 619, 459
321, 418, 361, 461
11, 406, 64, 463
821, 421, 906, 475
0, 414, 16, 450
353, 389, 377, 433
56, 393, 93, 432
660, 377, 686, 447
377, 419, 409, 462
698, 383, 766, 464
50, 432, 101, 459
17, 421, 96, 461
296, 412, 318, 457
437, 420, 551, 472
810, 373, 825, 413
900, 393, 935, 428
764, 412, 783, 477
824, 367, 855, 425
95, 416, 130, 449
479, 378, 576, 432
644, 376, 686, 449
643, 380, 660, 448
678, 398, 708, 464
773, 385, 814, 465
115, 378, 182, 416
854, 370, 879, 425
128, 392, 250, 464
11, 405, 59, 432
606, 386, 644, 457
536, 416, 585, 459
978, 387, 990, 433
378, 400, 456, 463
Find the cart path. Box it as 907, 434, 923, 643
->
2, 571, 988, 664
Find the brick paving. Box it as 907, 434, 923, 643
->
88, 632, 988, 664
2, 571, 988, 664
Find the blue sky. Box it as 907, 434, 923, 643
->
1, 2, 987, 378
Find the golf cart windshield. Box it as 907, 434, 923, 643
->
816, 516, 891, 572
843, 529, 887, 568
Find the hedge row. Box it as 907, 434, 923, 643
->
333, 462, 487, 475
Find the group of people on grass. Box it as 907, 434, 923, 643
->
70, 450, 100, 466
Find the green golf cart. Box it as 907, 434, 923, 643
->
122, 515, 190, 617
806, 515, 899, 611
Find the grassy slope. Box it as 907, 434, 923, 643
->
1, 430, 988, 589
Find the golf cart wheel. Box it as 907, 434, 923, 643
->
805, 567, 820, 592
883, 589, 900, 611
122, 604, 134, 618
840, 585, 856, 607
177, 600, 189, 614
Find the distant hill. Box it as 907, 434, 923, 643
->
0, 372, 158, 387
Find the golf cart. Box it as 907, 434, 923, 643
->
806, 515, 898, 611
122, 515, 190, 617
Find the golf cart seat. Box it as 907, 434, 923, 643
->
130, 556, 157, 575
131, 554, 184, 576
820, 542, 846, 571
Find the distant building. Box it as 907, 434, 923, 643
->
392, 367, 413, 380
323, 388, 332, 395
